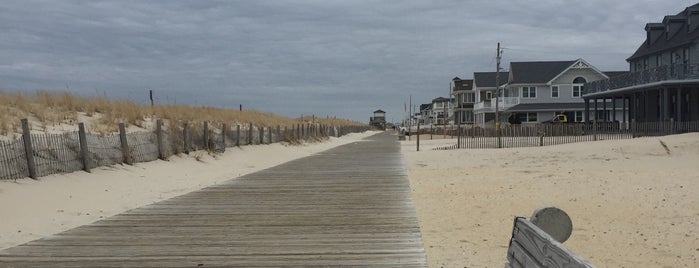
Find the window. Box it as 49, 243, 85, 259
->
521, 86, 536, 98
463, 92, 475, 103
551, 86, 559, 98
656, 54, 663, 66
516, 112, 538, 122
572, 77, 586, 98
485, 92, 492, 100
643, 58, 648, 70
574, 111, 583, 122
461, 111, 473, 123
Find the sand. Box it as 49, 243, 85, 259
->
402, 133, 699, 267
0, 131, 379, 250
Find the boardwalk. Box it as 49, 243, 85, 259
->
0, 132, 427, 267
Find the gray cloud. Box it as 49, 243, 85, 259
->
0, 0, 692, 122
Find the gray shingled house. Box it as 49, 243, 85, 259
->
474, 59, 625, 126
584, 3, 699, 123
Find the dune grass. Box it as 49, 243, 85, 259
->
0, 90, 365, 135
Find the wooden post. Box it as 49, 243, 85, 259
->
276, 125, 281, 143
20, 119, 37, 179
236, 124, 241, 147
183, 122, 190, 154
221, 123, 227, 150
203, 121, 209, 151
156, 119, 165, 160
248, 123, 253, 144
118, 123, 132, 165
78, 122, 91, 172
268, 126, 272, 144
417, 123, 420, 151
258, 126, 264, 144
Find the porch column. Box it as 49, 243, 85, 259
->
622, 95, 627, 124
677, 88, 683, 122
594, 98, 598, 122
663, 88, 669, 121
612, 96, 617, 122
644, 90, 651, 122
602, 97, 607, 122
584, 98, 590, 123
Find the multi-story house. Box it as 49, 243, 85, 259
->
418, 103, 431, 125
473, 71, 509, 126
474, 60, 625, 126
451, 77, 475, 125
369, 109, 387, 129
584, 3, 699, 123
431, 97, 454, 125
504, 59, 620, 125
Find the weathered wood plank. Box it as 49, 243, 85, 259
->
0, 132, 427, 267
506, 217, 595, 268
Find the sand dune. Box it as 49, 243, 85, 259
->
0, 131, 378, 250
402, 133, 699, 267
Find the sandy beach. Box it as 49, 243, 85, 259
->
0, 131, 378, 250
402, 133, 699, 267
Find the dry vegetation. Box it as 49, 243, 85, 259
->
0, 90, 365, 136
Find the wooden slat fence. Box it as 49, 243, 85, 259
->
0, 120, 369, 180
433, 121, 699, 150
31, 132, 83, 177
0, 138, 28, 180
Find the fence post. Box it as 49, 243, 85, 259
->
221, 123, 227, 151
156, 119, 165, 160
417, 123, 420, 152
259, 126, 264, 144
183, 122, 190, 154
203, 121, 209, 151
78, 123, 90, 173
20, 119, 37, 180
276, 125, 281, 143
268, 126, 272, 144
236, 124, 241, 147
670, 118, 675, 135
118, 123, 132, 165
248, 123, 253, 145
593, 120, 598, 141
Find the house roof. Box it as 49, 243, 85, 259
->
431, 97, 453, 103
603, 71, 629, 78
373, 109, 385, 113
508, 61, 576, 84
627, 4, 699, 61
419, 104, 431, 111
452, 79, 473, 91
473, 72, 509, 88
507, 102, 586, 112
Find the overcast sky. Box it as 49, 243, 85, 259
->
0, 0, 694, 122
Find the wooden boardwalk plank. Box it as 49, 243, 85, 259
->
0, 132, 427, 267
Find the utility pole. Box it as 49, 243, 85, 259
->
495, 42, 502, 148
444, 82, 451, 139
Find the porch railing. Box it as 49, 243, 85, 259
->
584, 63, 699, 95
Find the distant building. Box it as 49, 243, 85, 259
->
431, 97, 454, 125
369, 109, 386, 130
451, 77, 475, 125
584, 3, 699, 123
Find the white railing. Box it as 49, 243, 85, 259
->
474, 97, 520, 111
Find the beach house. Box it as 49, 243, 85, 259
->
473, 71, 509, 126
474, 59, 626, 126
584, 3, 699, 123
451, 77, 475, 125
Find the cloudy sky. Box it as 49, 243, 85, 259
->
0, 0, 694, 122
